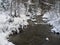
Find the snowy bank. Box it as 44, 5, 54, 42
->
42, 1, 60, 33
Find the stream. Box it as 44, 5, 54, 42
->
9, 15, 60, 45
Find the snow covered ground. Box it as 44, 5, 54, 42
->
0, 12, 15, 45
42, 1, 60, 33
0, 3, 30, 45
0, 11, 30, 45
0, 12, 31, 45
0, 0, 42, 45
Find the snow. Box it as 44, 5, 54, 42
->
0, 0, 42, 45
31, 19, 36, 22
42, 10, 60, 33
42, 1, 60, 33
36, 8, 41, 15
46, 37, 49, 41
0, 13, 14, 45
0, 32, 15, 45
0, 3, 30, 45
0, 12, 29, 45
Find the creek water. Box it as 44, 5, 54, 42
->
9, 0, 60, 45
9, 15, 60, 45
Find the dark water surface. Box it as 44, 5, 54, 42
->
9, 23, 60, 45
9, 0, 60, 44
9, 0, 60, 45
9, 15, 60, 45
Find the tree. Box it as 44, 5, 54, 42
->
0, 0, 10, 11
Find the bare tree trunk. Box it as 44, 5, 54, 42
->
10, 0, 12, 16
17, 0, 21, 17
14, 0, 17, 17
